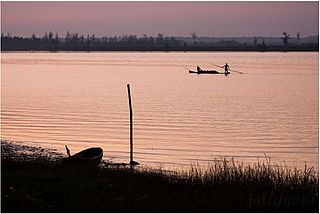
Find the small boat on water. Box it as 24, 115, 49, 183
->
62, 146, 103, 167
188, 69, 230, 75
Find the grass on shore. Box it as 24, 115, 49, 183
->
1, 141, 319, 212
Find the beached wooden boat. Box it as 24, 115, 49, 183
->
188, 70, 229, 75
62, 147, 103, 167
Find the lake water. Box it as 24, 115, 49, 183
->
1, 52, 319, 170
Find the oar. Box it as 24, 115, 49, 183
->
211, 63, 244, 74
184, 67, 191, 71
229, 68, 244, 74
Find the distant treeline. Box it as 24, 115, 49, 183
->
1, 32, 318, 52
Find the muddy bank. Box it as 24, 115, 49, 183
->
1, 139, 127, 168
1, 140, 65, 162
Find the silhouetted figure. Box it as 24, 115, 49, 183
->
197, 66, 201, 72
222, 63, 230, 74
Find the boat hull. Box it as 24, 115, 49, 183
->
62, 147, 103, 167
189, 70, 229, 75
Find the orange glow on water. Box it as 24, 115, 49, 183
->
1, 52, 318, 170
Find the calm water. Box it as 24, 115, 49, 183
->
1, 52, 319, 170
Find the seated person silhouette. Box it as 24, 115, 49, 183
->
197, 66, 202, 72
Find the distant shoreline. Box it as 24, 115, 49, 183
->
1, 49, 318, 53
2, 33, 318, 52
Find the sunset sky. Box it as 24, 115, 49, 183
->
1, 1, 319, 38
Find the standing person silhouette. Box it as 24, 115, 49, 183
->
222, 63, 230, 74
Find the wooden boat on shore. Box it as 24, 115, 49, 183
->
62, 147, 103, 167
188, 70, 229, 75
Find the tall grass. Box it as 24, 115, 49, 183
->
121, 158, 318, 212
138, 157, 318, 192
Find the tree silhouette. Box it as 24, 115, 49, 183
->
253, 37, 257, 46
48, 31, 53, 40
1, 31, 318, 52
156, 33, 164, 45
297, 32, 300, 44
191, 32, 197, 45
31, 33, 36, 40
43, 32, 48, 41
282, 32, 290, 45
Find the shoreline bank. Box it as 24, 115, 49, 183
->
1, 140, 318, 212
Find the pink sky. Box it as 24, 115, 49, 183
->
1, 1, 318, 37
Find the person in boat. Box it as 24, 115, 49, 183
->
222, 63, 230, 74
197, 66, 202, 72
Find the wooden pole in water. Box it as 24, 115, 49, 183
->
127, 84, 133, 164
